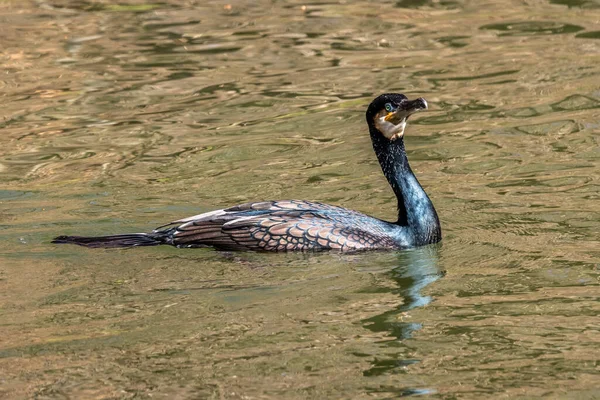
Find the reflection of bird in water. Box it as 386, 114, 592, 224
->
53, 94, 441, 252
361, 245, 444, 379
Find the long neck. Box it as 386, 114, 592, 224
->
370, 128, 441, 245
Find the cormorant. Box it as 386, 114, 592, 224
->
53, 93, 441, 251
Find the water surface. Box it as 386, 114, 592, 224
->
0, 0, 599, 398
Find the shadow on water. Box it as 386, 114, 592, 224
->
360, 245, 444, 385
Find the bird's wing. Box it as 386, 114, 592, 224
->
157, 200, 396, 251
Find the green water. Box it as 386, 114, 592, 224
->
0, 0, 599, 398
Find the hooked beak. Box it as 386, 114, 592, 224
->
384, 97, 428, 124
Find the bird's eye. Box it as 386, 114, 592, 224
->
385, 103, 394, 112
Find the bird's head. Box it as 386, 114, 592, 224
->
366, 93, 428, 141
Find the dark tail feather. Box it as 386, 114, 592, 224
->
52, 233, 166, 248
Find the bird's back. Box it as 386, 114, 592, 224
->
160, 200, 401, 252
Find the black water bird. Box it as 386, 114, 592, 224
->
52, 94, 441, 251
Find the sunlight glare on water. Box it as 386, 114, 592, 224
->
0, 0, 599, 398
